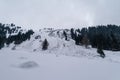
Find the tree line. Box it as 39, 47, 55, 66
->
0, 23, 120, 58
68, 24, 120, 51
0, 23, 34, 49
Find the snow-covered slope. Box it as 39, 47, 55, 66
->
0, 48, 120, 80
1, 28, 120, 80
5, 28, 120, 62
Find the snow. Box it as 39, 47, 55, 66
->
0, 29, 120, 80
0, 49, 120, 80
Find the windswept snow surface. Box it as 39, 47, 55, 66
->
0, 29, 120, 80
0, 49, 120, 80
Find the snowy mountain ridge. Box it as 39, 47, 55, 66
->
2, 28, 120, 64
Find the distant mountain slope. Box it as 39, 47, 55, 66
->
2, 28, 119, 64
1, 23, 120, 61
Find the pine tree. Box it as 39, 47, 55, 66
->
63, 31, 67, 40
70, 28, 75, 40
111, 32, 119, 51
42, 39, 49, 50
74, 31, 79, 45
81, 34, 89, 48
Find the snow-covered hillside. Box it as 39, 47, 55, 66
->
1, 28, 120, 80
6, 28, 120, 62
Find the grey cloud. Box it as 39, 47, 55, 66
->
0, 0, 119, 30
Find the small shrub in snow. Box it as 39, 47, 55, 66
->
12, 45, 16, 50
35, 35, 41, 39
33, 49, 37, 52
97, 48, 105, 58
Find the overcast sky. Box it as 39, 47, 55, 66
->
0, 0, 120, 30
